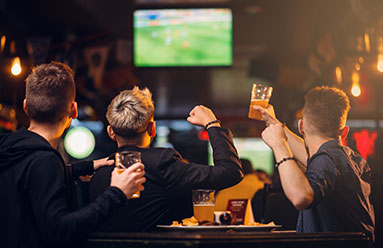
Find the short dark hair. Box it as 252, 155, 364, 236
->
304, 86, 350, 138
25, 62, 75, 123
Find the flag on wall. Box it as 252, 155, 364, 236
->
83, 45, 110, 90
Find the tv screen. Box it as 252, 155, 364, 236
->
208, 137, 275, 175
133, 8, 233, 67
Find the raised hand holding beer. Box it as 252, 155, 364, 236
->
252, 104, 281, 127
248, 84, 273, 120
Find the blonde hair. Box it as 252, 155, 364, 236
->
106, 86, 154, 137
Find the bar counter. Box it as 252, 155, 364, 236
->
85, 231, 372, 248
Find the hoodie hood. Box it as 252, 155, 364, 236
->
0, 127, 61, 169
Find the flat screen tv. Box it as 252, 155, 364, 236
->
133, 8, 233, 67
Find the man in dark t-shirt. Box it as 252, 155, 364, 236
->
254, 86, 375, 240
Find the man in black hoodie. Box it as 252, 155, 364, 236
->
0, 62, 146, 248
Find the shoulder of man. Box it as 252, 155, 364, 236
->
0, 130, 64, 171
148, 147, 186, 165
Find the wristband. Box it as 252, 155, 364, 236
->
275, 156, 296, 168
204, 120, 221, 130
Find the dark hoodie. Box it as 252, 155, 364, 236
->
0, 128, 127, 248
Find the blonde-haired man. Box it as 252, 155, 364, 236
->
106, 86, 155, 146
254, 86, 375, 240
90, 86, 243, 232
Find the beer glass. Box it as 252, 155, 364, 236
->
115, 151, 142, 198
248, 83, 273, 120
192, 189, 215, 222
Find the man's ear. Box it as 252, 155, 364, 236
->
107, 125, 117, 141
340, 126, 349, 140
70, 102, 78, 119
298, 119, 304, 136
148, 121, 156, 138
23, 99, 29, 116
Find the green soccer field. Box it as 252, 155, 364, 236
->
134, 21, 232, 66
208, 138, 275, 175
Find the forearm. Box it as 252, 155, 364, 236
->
284, 127, 308, 168
208, 127, 244, 188
166, 127, 243, 192
29, 157, 125, 245
273, 140, 313, 210
37, 187, 126, 244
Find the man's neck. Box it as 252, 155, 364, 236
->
28, 121, 66, 149
306, 134, 339, 158
117, 135, 151, 149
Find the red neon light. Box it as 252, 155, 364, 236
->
352, 130, 377, 159
198, 130, 209, 141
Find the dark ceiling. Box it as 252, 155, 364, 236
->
1, 0, 383, 123
3, 0, 382, 65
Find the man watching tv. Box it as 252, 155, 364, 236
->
0, 62, 146, 248
90, 86, 244, 232
254, 86, 375, 240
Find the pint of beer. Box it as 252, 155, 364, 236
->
193, 204, 215, 222
248, 84, 273, 120
192, 189, 215, 222
115, 151, 141, 198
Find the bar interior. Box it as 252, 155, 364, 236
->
0, 0, 382, 247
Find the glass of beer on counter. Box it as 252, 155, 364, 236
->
192, 189, 215, 222
115, 151, 142, 198
248, 83, 273, 120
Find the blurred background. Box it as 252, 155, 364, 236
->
1, 0, 382, 243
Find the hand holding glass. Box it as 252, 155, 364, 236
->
115, 151, 142, 198
248, 84, 273, 120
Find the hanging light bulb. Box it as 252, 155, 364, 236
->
351, 84, 361, 97
377, 36, 383, 54
335, 66, 342, 84
352, 70, 359, 84
351, 71, 361, 97
0, 35, 5, 53
364, 32, 370, 53
377, 54, 383, 73
11, 57, 22, 76
10, 40, 16, 54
